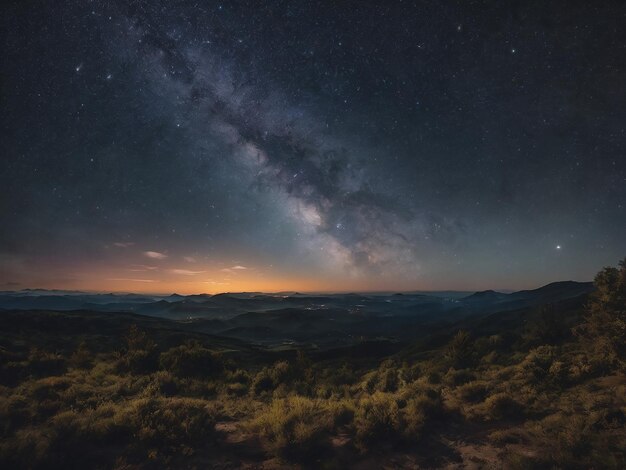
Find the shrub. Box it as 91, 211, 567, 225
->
328, 362, 358, 386
250, 396, 332, 460
516, 345, 557, 385
0, 403, 130, 468
360, 371, 379, 394
354, 392, 400, 450
69, 341, 93, 369
0, 395, 31, 437
151, 371, 178, 396
119, 349, 159, 375
159, 341, 223, 378
378, 368, 399, 392
227, 369, 251, 384
401, 393, 442, 441
444, 330, 475, 368
399, 362, 421, 384
574, 258, 626, 373
3, 397, 218, 467
488, 428, 528, 445
444, 368, 475, 386
117, 325, 158, 374
456, 381, 488, 404
251, 368, 275, 395
483, 392, 524, 421
119, 397, 218, 450
547, 360, 569, 388
360, 366, 401, 394
226, 382, 249, 396
328, 399, 355, 427
269, 360, 292, 384
29, 376, 71, 401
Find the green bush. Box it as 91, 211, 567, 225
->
401, 393, 442, 441
0, 403, 130, 469
0, 395, 31, 437
69, 341, 93, 369
226, 382, 249, 396
483, 392, 524, 420
574, 258, 626, 373
117, 325, 159, 374
378, 368, 399, 392
159, 341, 223, 378
227, 368, 251, 384
456, 381, 488, 404
444, 330, 475, 368
250, 395, 333, 460
354, 392, 400, 450
151, 371, 179, 396
251, 368, 275, 395
399, 362, 421, 384
444, 368, 475, 386
120, 397, 218, 450
269, 360, 292, 383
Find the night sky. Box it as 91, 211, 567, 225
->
2, 1, 625, 293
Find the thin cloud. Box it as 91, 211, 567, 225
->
106, 278, 156, 283
130, 265, 159, 271
221, 265, 249, 274
183, 256, 197, 263
144, 251, 168, 260
171, 269, 206, 276
113, 242, 135, 248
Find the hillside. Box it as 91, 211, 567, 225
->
0, 263, 624, 469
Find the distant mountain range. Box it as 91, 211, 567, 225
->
0, 281, 594, 350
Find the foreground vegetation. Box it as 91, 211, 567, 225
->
1, 260, 625, 469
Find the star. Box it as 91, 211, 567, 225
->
1, 0, 624, 294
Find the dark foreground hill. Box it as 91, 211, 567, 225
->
0, 265, 623, 469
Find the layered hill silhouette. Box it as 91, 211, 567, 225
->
0, 260, 624, 469
0, 280, 594, 351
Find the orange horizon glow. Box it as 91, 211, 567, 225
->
12, 272, 423, 295
4, 262, 428, 294
2, 249, 584, 294
4, 268, 563, 295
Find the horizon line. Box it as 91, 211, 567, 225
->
0, 278, 592, 297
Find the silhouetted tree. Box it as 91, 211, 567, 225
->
574, 258, 626, 372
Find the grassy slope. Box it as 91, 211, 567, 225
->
0, 288, 624, 469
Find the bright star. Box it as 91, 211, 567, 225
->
556, 245, 561, 250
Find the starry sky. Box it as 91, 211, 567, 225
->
1, 1, 625, 293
